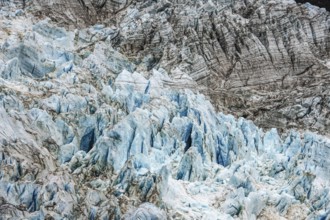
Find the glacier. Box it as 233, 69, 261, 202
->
0, 1, 329, 220
1, 61, 330, 219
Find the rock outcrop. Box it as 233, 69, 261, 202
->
0, 0, 330, 219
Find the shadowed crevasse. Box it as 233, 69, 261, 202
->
295, 0, 330, 11
80, 128, 95, 153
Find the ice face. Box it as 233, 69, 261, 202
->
68, 69, 330, 218
1, 58, 329, 219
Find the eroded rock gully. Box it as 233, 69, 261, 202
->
0, 0, 330, 219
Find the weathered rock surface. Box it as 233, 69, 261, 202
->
0, 1, 330, 220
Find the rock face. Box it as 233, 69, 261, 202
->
32, 0, 330, 133
0, 0, 330, 220
33, 0, 131, 27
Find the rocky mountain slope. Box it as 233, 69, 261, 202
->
0, 0, 329, 219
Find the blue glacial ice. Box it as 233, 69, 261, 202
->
0, 66, 329, 219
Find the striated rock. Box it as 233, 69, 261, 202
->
33, 0, 131, 27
